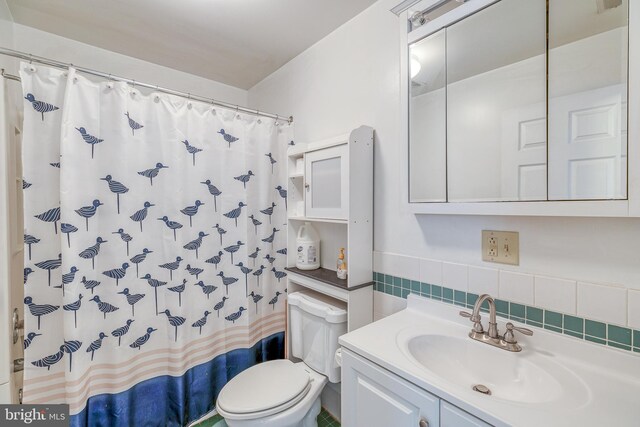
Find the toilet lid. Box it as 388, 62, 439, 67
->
217, 360, 311, 415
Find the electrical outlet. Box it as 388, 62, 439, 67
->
482, 230, 519, 265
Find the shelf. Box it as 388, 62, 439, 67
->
288, 216, 348, 224
285, 267, 373, 291
288, 173, 304, 179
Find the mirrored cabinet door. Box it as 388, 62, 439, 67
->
409, 29, 446, 202
445, 0, 547, 202
548, 0, 628, 200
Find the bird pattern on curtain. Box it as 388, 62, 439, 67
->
20, 63, 290, 426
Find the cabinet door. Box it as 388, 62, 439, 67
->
342, 349, 439, 427
440, 401, 491, 427
305, 144, 348, 219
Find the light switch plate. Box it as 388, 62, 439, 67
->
482, 230, 519, 265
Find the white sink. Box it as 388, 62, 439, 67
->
398, 330, 590, 407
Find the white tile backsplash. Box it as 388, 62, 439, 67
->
628, 290, 640, 329
374, 251, 420, 281
420, 258, 442, 285
498, 271, 534, 305
442, 262, 468, 291
374, 289, 406, 320
534, 276, 577, 315
468, 266, 499, 296
577, 282, 627, 326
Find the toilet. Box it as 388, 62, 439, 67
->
217, 291, 347, 427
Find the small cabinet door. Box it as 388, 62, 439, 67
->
440, 401, 491, 427
342, 349, 439, 427
305, 144, 348, 219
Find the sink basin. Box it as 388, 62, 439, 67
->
399, 331, 589, 406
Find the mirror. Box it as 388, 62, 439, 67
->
407, 0, 629, 204
548, 0, 628, 200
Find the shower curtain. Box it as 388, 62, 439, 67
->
20, 63, 290, 427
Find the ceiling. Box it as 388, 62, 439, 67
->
5, 0, 377, 89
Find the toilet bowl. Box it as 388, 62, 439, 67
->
217, 291, 347, 427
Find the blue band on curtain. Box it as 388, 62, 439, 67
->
71, 332, 284, 427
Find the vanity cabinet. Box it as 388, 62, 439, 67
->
341, 348, 491, 427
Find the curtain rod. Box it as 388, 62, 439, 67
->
0, 47, 293, 124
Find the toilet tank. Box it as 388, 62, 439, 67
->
288, 291, 347, 383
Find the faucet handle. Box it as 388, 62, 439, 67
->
459, 311, 472, 318
503, 322, 533, 344
460, 311, 484, 334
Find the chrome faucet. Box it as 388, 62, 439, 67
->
460, 293, 533, 352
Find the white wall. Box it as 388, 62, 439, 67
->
7, 24, 248, 106
248, 0, 640, 309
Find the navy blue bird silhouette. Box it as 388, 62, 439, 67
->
218, 129, 239, 148
264, 254, 276, 265
275, 186, 288, 210
86, 332, 108, 361
186, 264, 204, 280
262, 227, 280, 248
23, 332, 41, 350
158, 216, 183, 241
276, 248, 288, 256
102, 262, 130, 287
235, 262, 253, 296
182, 140, 203, 165
31, 348, 64, 371
213, 296, 228, 317
125, 112, 143, 136
35, 253, 62, 286
130, 248, 153, 277
248, 247, 261, 266
159, 256, 183, 280
61, 340, 82, 372
234, 171, 254, 189
271, 267, 287, 282
217, 271, 238, 295
249, 291, 263, 313
248, 215, 262, 234
130, 202, 154, 232
260, 202, 276, 224
269, 291, 283, 309
205, 251, 224, 270
138, 163, 168, 186
183, 232, 208, 259
113, 229, 133, 255
75, 199, 103, 231
192, 311, 211, 335
75, 127, 103, 159
168, 279, 187, 307
130, 327, 157, 350
22, 178, 32, 189
23, 268, 34, 285
253, 265, 265, 286
24, 234, 40, 260
181, 200, 204, 227
224, 241, 244, 264
213, 223, 226, 245
50, 162, 60, 168
225, 307, 246, 324
111, 319, 134, 346
101, 175, 129, 214
61, 223, 78, 247
60, 266, 79, 296
79, 237, 107, 269
141, 274, 167, 315
90, 296, 120, 319
201, 180, 222, 212
118, 288, 145, 316
163, 310, 186, 342
24, 296, 59, 329
195, 280, 217, 299
63, 294, 83, 327
265, 153, 277, 174
34, 207, 60, 234
223, 202, 247, 227
24, 93, 58, 121
81, 276, 101, 294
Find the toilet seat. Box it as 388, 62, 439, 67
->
217, 360, 312, 420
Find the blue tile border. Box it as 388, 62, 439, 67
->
373, 272, 640, 354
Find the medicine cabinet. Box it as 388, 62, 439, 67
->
400, 0, 639, 217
